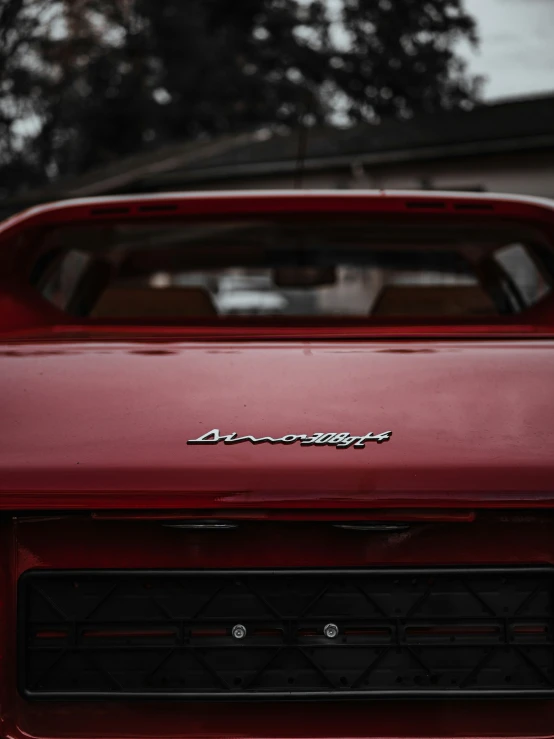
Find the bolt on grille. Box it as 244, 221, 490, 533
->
18, 568, 554, 699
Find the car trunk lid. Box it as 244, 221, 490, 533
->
1, 337, 553, 508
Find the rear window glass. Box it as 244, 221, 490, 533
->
493, 243, 550, 307
31, 219, 552, 321
39, 250, 93, 310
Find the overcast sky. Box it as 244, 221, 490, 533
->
461, 0, 554, 100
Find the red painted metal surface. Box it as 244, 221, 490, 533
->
1, 338, 554, 508
90, 509, 477, 522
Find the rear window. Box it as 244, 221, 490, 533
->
493, 243, 551, 308
32, 219, 553, 321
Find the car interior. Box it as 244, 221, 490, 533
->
29, 218, 554, 323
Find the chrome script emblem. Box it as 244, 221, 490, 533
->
187, 429, 392, 449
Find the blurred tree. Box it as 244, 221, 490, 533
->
0, 0, 481, 195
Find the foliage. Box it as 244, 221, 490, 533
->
0, 0, 481, 196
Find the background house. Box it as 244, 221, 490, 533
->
2, 93, 554, 221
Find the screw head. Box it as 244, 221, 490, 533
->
324, 623, 339, 639
232, 624, 247, 640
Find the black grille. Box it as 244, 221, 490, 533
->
18, 568, 554, 700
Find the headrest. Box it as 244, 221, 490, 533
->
371, 285, 496, 317
91, 286, 217, 318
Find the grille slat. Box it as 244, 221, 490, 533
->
18, 568, 554, 700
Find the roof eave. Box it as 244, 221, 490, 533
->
143, 133, 554, 189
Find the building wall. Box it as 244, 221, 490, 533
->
188, 150, 554, 198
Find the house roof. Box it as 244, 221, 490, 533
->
153, 92, 554, 187
3, 92, 554, 214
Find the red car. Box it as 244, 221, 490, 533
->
1, 190, 554, 739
